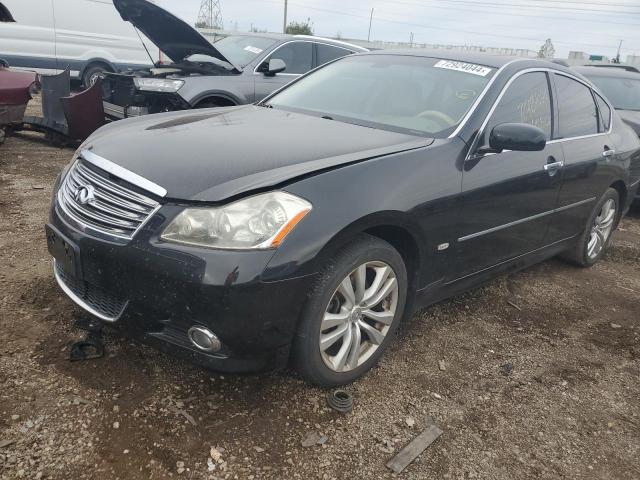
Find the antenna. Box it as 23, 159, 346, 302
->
197, 0, 223, 30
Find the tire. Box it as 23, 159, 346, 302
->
561, 188, 619, 267
82, 64, 109, 88
292, 234, 408, 386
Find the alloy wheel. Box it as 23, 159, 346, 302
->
587, 198, 616, 260
319, 261, 399, 373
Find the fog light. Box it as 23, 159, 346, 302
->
187, 326, 221, 353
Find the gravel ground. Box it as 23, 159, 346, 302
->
1, 98, 639, 479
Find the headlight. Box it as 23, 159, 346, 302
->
134, 78, 185, 92
161, 192, 312, 249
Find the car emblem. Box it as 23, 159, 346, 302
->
75, 185, 96, 205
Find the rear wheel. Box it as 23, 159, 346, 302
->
561, 188, 619, 267
292, 234, 408, 386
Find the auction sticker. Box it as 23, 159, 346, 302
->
244, 46, 264, 54
434, 60, 492, 77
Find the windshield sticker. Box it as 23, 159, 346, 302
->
434, 60, 492, 77
244, 46, 264, 54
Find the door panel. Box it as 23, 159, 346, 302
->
545, 74, 611, 243
457, 144, 565, 277
455, 71, 562, 278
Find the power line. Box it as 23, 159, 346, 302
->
280, 0, 640, 50
377, 0, 640, 16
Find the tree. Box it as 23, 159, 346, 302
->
537, 38, 555, 59
285, 19, 313, 35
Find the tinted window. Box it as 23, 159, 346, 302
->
485, 72, 552, 141
555, 75, 598, 138
595, 94, 611, 132
586, 75, 640, 111
268, 55, 494, 137
268, 42, 313, 74
316, 44, 352, 66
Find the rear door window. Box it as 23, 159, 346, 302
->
315, 44, 353, 67
484, 72, 553, 141
595, 94, 611, 132
555, 74, 599, 138
267, 42, 313, 74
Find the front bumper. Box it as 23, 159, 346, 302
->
48, 202, 316, 373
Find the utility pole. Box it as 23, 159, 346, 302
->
615, 40, 623, 63
409, 32, 414, 48
367, 8, 374, 43
283, 0, 288, 33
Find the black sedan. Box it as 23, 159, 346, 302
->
46, 51, 640, 386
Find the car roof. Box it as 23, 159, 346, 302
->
224, 32, 367, 52
573, 66, 640, 79
360, 49, 561, 69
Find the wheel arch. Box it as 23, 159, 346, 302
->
308, 212, 425, 297
191, 91, 242, 108
609, 179, 627, 223
80, 59, 116, 80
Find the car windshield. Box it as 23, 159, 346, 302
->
266, 55, 496, 137
587, 75, 640, 111
213, 35, 279, 67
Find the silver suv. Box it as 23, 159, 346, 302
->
101, 0, 367, 119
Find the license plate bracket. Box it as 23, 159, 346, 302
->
45, 223, 82, 279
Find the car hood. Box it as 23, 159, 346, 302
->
617, 109, 640, 136
113, 0, 240, 71
83, 106, 431, 202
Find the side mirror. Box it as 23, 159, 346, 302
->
264, 58, 286, 76
483, 123, 546, 154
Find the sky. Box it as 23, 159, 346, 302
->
157, 0, 640, 59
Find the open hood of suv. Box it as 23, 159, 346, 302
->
113, 0, 240, 71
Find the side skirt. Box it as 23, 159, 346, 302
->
413, 235, 578, 310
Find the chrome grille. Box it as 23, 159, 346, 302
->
54, 261, 128, 322
57, 160, 159, 240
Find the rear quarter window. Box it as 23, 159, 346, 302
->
595, 94, 611, 132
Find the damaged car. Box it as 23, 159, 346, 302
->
47, 51, 640, 386
0, 59, 37, 143
101, 0, 366, 119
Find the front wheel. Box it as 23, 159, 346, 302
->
561, 188, 619, 267
292, 234, 408, 386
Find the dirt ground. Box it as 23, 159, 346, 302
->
1, 100, 639, 479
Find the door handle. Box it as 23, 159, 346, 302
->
602, 148, 616, 158
544, 156, 564, 176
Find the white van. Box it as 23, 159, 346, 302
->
0, 0, 161, 86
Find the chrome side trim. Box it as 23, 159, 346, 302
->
630, 179, 640, 188
80, 150, 167, 198
447, 58, 527, 139
458, 197, 597, 242
52, 260, 126, 322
